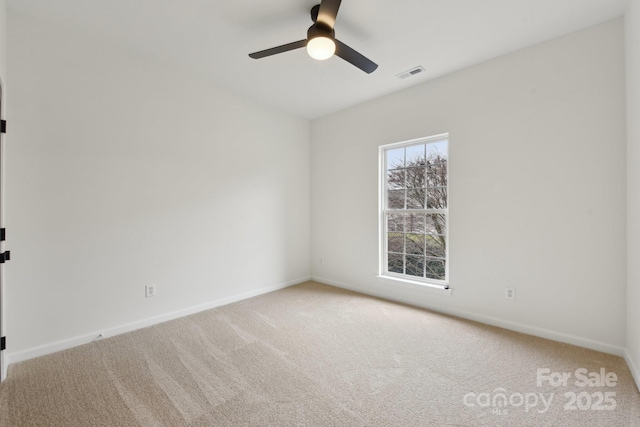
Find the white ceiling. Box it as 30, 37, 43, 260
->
7, 0, 629, 119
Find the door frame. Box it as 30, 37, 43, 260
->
0, 77, 6, 382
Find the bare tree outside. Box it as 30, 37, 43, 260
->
385, 141, 447, 281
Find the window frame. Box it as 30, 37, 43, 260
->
378, 134, 450, 289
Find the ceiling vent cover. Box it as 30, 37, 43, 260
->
396, 66, 425, 80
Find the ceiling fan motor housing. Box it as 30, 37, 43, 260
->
307, 24, 335, 42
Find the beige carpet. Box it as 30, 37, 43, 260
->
0, 281, 638, 426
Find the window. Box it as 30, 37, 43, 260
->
380, 135, 448, 288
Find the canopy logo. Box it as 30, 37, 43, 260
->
463, 389, 553, 415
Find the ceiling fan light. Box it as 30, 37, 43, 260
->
307, 36, 336, 60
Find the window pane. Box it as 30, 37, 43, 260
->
427, 142, 447, 210
405, 255, 425, 278
427, 187, 447, 209
406, 214, 426, 233
387, 232, 404, 253
427, 140, 447, 160
425, 259, 445, 280
405, 167, 426, 188
425, 235, 446, 257
406, 144, 426, 166
388, 190, 405, 209
387, 148, 404, 170
427, 164, 447, 187
387, 169, 405, 190
406, 189, 426, 209
387, 214, 404, 232
425, 214, 446, 235
405, 234, 425, 255
388, 253, 404, 274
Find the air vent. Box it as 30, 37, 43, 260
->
396, 66, 425, 80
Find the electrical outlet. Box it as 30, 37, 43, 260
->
145, 284, 156, 298
505, 287, 516, 301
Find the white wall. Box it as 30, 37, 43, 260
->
0, 0, 6, 80
626, 0, 640, 388
311, 19, 627, 354
6, 12, 310, 360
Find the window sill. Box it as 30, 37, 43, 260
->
377, 274, 452, 295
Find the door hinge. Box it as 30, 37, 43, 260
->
0, 251, 10, 263
0, 337, 5, 351
0, 120, 5, 134
0, 228, 5, 241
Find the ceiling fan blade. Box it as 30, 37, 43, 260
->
317, 0, 342, 29
249, 40, 307, 59
335, 39, 378, 74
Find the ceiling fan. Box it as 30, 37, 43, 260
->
248, 0, 378, 74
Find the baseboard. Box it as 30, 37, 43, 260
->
6, 276, 311, 367
624, 349, 640, 392
312, 275, 626, 358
